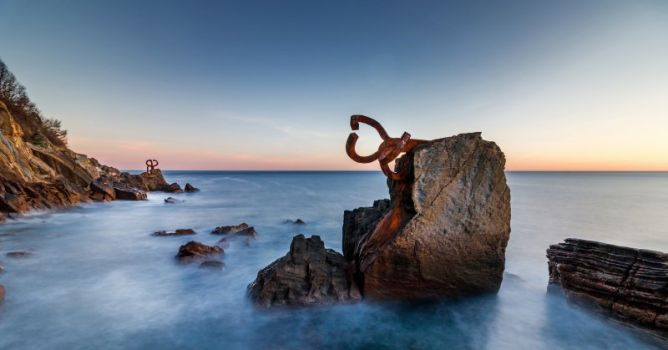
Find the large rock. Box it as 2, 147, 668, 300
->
547, 238, 668, 335
343, 133, 511, 299
175, 241, 222, 263
248, 234, 361, 307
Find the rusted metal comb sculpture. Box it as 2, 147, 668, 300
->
145, 159, 159, 174
346, 115, 425, 180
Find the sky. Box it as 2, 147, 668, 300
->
0, 0, 667, 171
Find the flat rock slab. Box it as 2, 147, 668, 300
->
248, 234, 361, 308
153, 229, 196, 236
547, 238, 668, 336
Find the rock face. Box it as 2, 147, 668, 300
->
547, 238, 668, 335
343, 133, 511, 299
175, 241, 222, 263
248, 234, 361, 307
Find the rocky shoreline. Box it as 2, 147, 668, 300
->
547, 238, 668, 337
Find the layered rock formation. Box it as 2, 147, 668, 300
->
0, 99, 190, 221
547, 238, 668, 335
248, 235, 361, 307
343, 133, 511, 299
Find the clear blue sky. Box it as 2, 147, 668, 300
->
1, 0, 666, 170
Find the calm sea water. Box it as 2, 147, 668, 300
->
0, 171, 667, 349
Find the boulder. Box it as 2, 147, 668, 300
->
199, 260, 224, 270
343, 133, 511, 299
89, 178, 116, 201
247, 234, 361, 307
165, 183, 183, 193
184, 183, 200, 192
175, 241, 222, 263
113, 185, 147, 200
547, 238, 668, 335
153, 229, 196, 236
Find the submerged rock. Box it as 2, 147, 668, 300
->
247, 234, 361, 308
199, 260, 224, 270
164, 197, 183, 204
547, 238, 668, 335
284, 219, 306, 225
175, 241, 222, 263
343, 133, 511, 299
184, 183, 200, 192
6, 251, 32, 258
153, 229, 196, 237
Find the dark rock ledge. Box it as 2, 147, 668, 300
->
547, 238, 668, 337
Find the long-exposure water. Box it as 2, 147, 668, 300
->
0, 171, 667, 349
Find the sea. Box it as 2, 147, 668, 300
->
0, 171, 667, 349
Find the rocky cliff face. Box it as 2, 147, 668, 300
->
0, 100, 176, 221
547, 238, 668, 336
343, 133, 511, 299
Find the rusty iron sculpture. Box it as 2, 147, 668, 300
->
145, 159, 159, 175
345, 115, 428, 271
346, 115, 425, 181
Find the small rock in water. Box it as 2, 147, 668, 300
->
247, 234, 361, 307
184, 183, 200, 192
216, 238, 230, 249
0, 284, 5, 303
165, 183, 183, 193
153, 229, 196, 236
199, 260, 224, 270
176, 241, 222, 263
164, 197, 183, 204
284, 219, 305, 225
211, 223, 249, 234
6, 251, 32, 258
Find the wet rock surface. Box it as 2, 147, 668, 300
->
153, 229, 196, 237
547, 238, 668, 336
175, 241, 222, 263
247, 234, 361, 308
212, 223, 250, 235
343, 133, 511, 299
184, 183, 199, 192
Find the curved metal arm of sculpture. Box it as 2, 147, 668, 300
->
345, 115, 426, 181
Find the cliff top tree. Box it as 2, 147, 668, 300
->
0, 58, 67, 146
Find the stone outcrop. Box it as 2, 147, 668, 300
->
248, 234, 361, 307
212, 223, 256, 236
343, 133, 511, 299
184, 183, 199, 192
175, 241, 222, 263
547, 238, 668, 335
